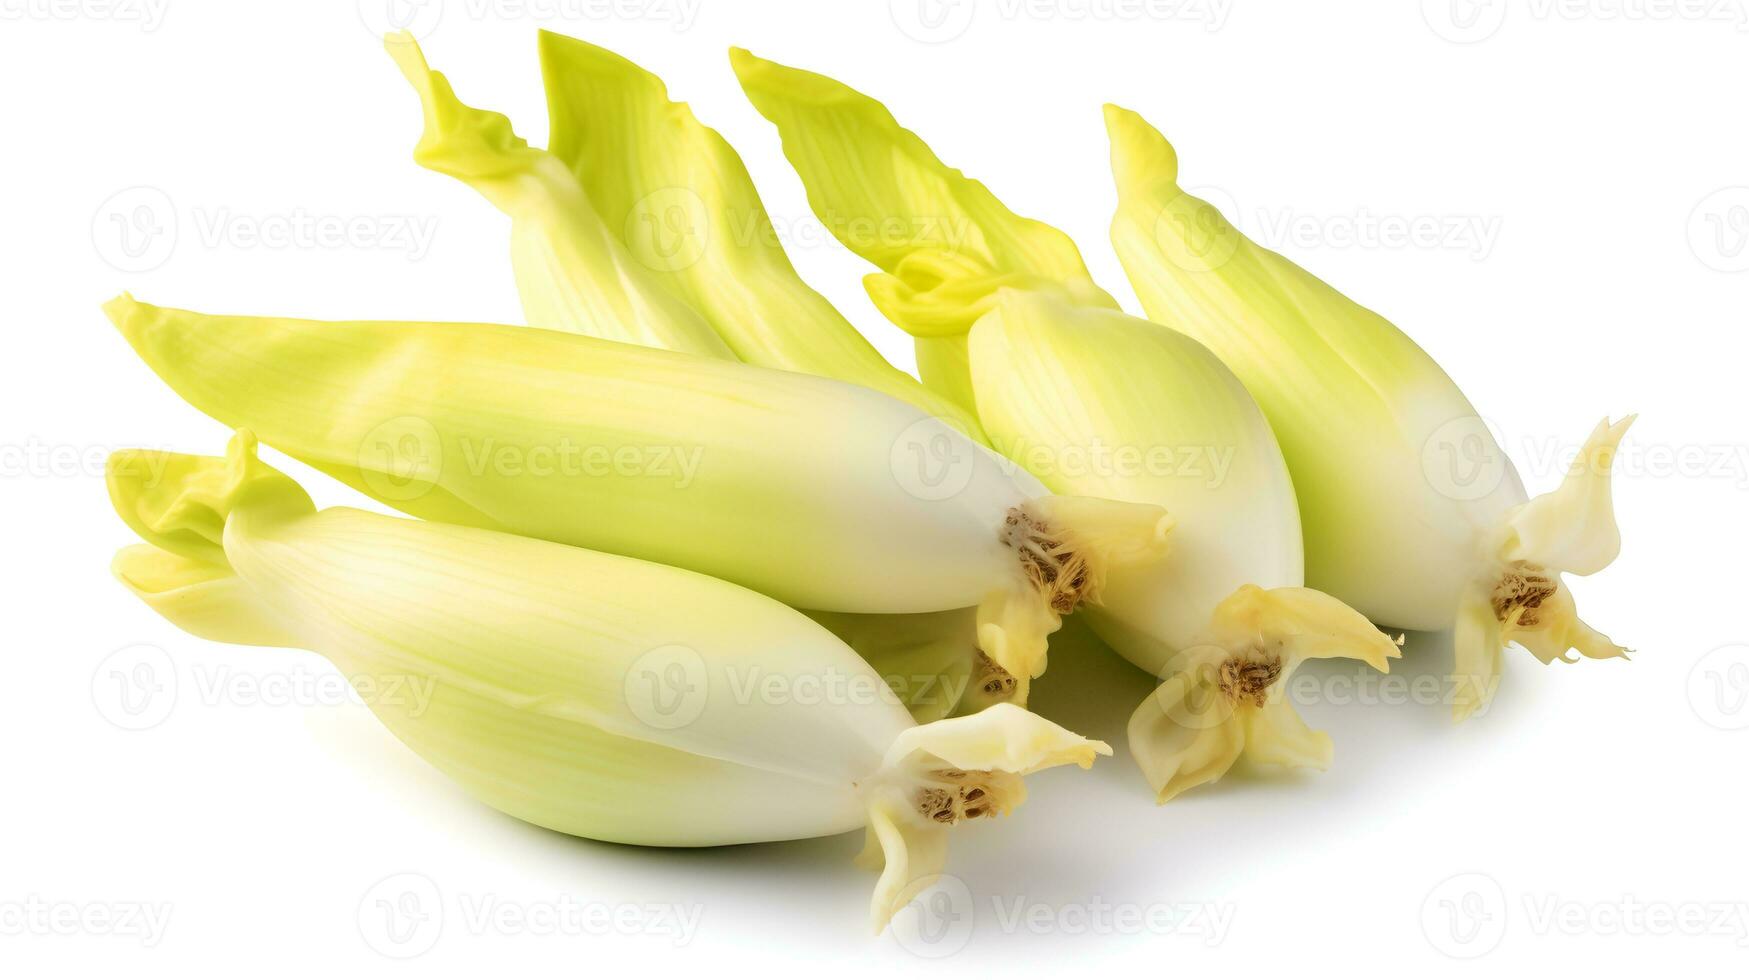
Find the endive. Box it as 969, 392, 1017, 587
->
106, 431, 1108, 930
387, 33, 982, 441
1104, 106, 1630, 719
106, 295, 1171, 688
730, 48, 1119, 414
970, 292, 1401, 800
729, 60, 1401, 800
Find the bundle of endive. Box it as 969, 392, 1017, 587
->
101, 31, 1631, 930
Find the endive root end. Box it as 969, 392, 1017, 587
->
862, 704, 1110, 931
1452, 570, 1629, 722
966, 652, 1020, 707
974, 497, 1170, 683
1127, 586, 1398, 802
1007, 496, 1173, 613
1456, 416, 1634, 720
1127, 656, 1245, 804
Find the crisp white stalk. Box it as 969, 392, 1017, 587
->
105, 432, 1108, 930
1104, 105, 1629, 719
106, 295, 1170, 687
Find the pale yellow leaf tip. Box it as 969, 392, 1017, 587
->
382, 32, 432, 94
382, 32, 447, 161
536, 26, 575, 54
728, 46, 845, 106
382, 30, 435, 102
539, 28, 654, 86
102, 291, 139, 334
726, 46, 770, 85
103, 291, 161, 354
1103, 103, 1180, 193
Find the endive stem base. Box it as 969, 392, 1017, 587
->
1125, 585, 1401, 804
856, 703, 1110, 931
1451, 417, 1634, 721
978, 496, 1174, 686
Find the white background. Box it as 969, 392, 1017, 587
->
3, 0, 1746, 974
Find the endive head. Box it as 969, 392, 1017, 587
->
1127, 586, 1402, 804
1103, 106, 1631, 718
102, 292, 1172, 702
107, 432, 1113, 932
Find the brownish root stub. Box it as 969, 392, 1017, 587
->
1492, 561, 1556, 629
912, 768, 1017, 824
1001, 506, 1095, 614
1216, 652, 1282, 708
971, 651, 1018, 699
